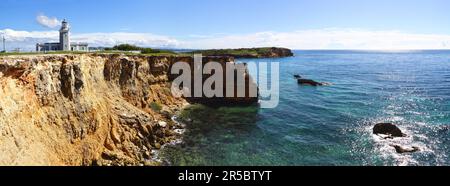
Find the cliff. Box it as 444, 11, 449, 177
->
191, 47, 294, 58
0, 53, 256, 166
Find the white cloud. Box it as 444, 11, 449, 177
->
1, 28, 450, 51
72, 32, 180, 48
36, 14, 61, 29
0, 29, 180, 51
183, 28, 450, 50
0, 29, 59, 50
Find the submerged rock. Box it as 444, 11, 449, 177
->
373, 123, 406, 137
297, 79, 324, 86
377, 134, 394, 139
390, 145, 420, 154
438, 125, 449, 133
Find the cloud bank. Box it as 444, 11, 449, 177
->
1, 28, 450, 51
185, 29, 450, 50
0, 29, 180, 50
72, 32, 180, 48
36, 14, 61, 29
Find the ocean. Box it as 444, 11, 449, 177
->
162, 50, 450, 166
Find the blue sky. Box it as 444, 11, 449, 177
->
1, 0, 450, 50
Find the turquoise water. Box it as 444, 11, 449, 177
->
162, 50, 450, 166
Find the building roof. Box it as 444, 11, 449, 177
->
71, 42, 89, 46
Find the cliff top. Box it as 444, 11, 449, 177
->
189, 47, 294, 58
0, 46, 294, 59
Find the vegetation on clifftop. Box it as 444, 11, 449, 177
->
105, 44, 177, 55
0, 46, 293, 59
0, 44, 179, 56
188, 47, 294, 58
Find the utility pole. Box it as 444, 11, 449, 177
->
2, 34, 5, 52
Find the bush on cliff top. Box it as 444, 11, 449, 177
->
150, 102, 163, 112
111, 44, 141, 51
106, 44, 176, 55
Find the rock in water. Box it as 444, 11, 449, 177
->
297, 79, 323, 86
390, 145, 420, 153
373, 123, 406, 137
293, 74, 301, 79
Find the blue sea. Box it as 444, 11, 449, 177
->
162, 50, 450, 166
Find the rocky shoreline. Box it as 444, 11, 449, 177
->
0, 53, 257, 166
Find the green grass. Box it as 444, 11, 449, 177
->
105, 44, 179, 55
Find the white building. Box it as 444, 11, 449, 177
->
36, 20, 88, 52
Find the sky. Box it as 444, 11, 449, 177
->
1, 0, 450, 50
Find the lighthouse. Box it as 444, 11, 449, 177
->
59, 19, 70, 51
36, 19, 88, 52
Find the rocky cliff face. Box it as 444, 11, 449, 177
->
260, 47, 294, 58
0, 53, 256, 166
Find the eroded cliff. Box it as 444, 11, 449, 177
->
0, 53, 254, 166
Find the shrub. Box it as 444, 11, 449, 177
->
141, 48, 158, 54
112, 44, 141, 51
150, 102, 162, 111
106, 44, 176, 55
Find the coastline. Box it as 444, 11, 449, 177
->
156, 50, 450, 166
153, 104, 191, 165
1, 50, 449, 166
0, 53, 258, 166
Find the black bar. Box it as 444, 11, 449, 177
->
0, 166, 448, 185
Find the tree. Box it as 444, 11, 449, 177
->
112, 44, 141, 51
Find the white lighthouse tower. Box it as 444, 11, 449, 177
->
59, 19, 70, 51
36, 19, 88, 52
